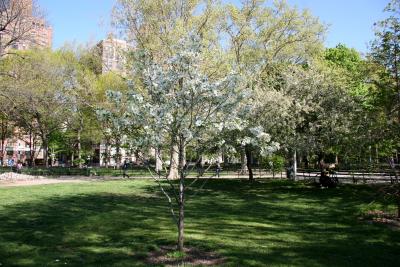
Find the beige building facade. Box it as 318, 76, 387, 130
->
97, 35, 128, 74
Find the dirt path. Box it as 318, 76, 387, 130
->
0, 172, 91, 187
0, 178, 88, 187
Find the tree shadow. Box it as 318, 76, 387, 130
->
0, 192, 175, 267
0, 180, 399, 266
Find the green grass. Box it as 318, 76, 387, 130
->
0, 179, 399, 266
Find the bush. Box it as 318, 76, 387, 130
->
262, 155, 285, 172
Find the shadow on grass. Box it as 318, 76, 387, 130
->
0, 180, 399, 266
0, 193, 176, 267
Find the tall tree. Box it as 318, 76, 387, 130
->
0, 49, 73, 167
113, 0, 224, 178
370, 0, 400, 122
103, 35, 264, 251
223, 0, 325, 177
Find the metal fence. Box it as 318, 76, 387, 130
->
296, 169, 400, 184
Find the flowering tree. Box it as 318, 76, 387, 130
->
104, 34, 277, 251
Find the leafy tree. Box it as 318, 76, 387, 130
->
222, 0, 326, 176
95, 72, 129, 167
0, 49, 74, 167
113, 0, 225, 177
370, 0, 400, 122
103, 35, 269, 251
365, 0, 400, 170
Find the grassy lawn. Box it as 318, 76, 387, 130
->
0, 179, 399, 267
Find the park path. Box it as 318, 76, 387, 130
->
0, 178, 87, 187
0, 173, 249, 188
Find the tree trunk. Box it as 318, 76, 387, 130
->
293, 150, 297, 181
28, 131, 33, 167
168, 141, 179, 179
115, 138, 122, 168
0, 138, 5, 167
318, 153, 325, 171
77, 128, 82, 168
31, 139, 37, 167
182, 145, 186, 167
155, 147, 162, 174
43, 140, 49, 168
0, 119, 7, 166
177, 137, 185, 252
397, 200, 400, 219
240, 146, 248, 174
304, 154, 309, 169
245, 146, 254, 182
104, 141, 110, 168
388, 157, 399, 181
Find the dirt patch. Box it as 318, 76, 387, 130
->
146, 245, 225, 266
0, 172, 87, 187
0, 172, 46, 181
361, 210, 400, 230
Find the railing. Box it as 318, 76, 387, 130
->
1, 165, 398, 184
296, 169, 399, 184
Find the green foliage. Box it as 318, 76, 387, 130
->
325, 44, 362, 73
0, 0, 398, 170
262, 154, 285, 171
166, 250, 186, 259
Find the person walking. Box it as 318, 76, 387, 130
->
216, 161, 222, 178
16, 162, 23, 174
122, 160, 130, 179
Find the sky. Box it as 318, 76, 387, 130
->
38, 0, 390, 53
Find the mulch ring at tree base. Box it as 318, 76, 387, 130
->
146, 245, 225, 266
360, 210, 400, 230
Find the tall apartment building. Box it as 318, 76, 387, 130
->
11, 17, 52, 50
97, 34, 128, 74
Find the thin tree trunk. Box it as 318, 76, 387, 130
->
1, 119, 7, 166
318, 154, 324, 171
240, 146, 247, 174
77, 128, 82, 168
31, 137, 37, 167
0, 138, 5, 167
245, 146, 254, 182
397, 200, 400, 219
104, 141, 110, 168
293, 150, 297, 181
304, 154, 309, 169
177, 136, 185, 252
155, 147, 162, 174
168, 140, 179, 179
28, 131, 33, 167
43, 140, 49, 168
115, 138, 122, 168
182, 145, 186, 167
388, 157, 399, 181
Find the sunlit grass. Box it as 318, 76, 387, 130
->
0, 179, 399, 266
